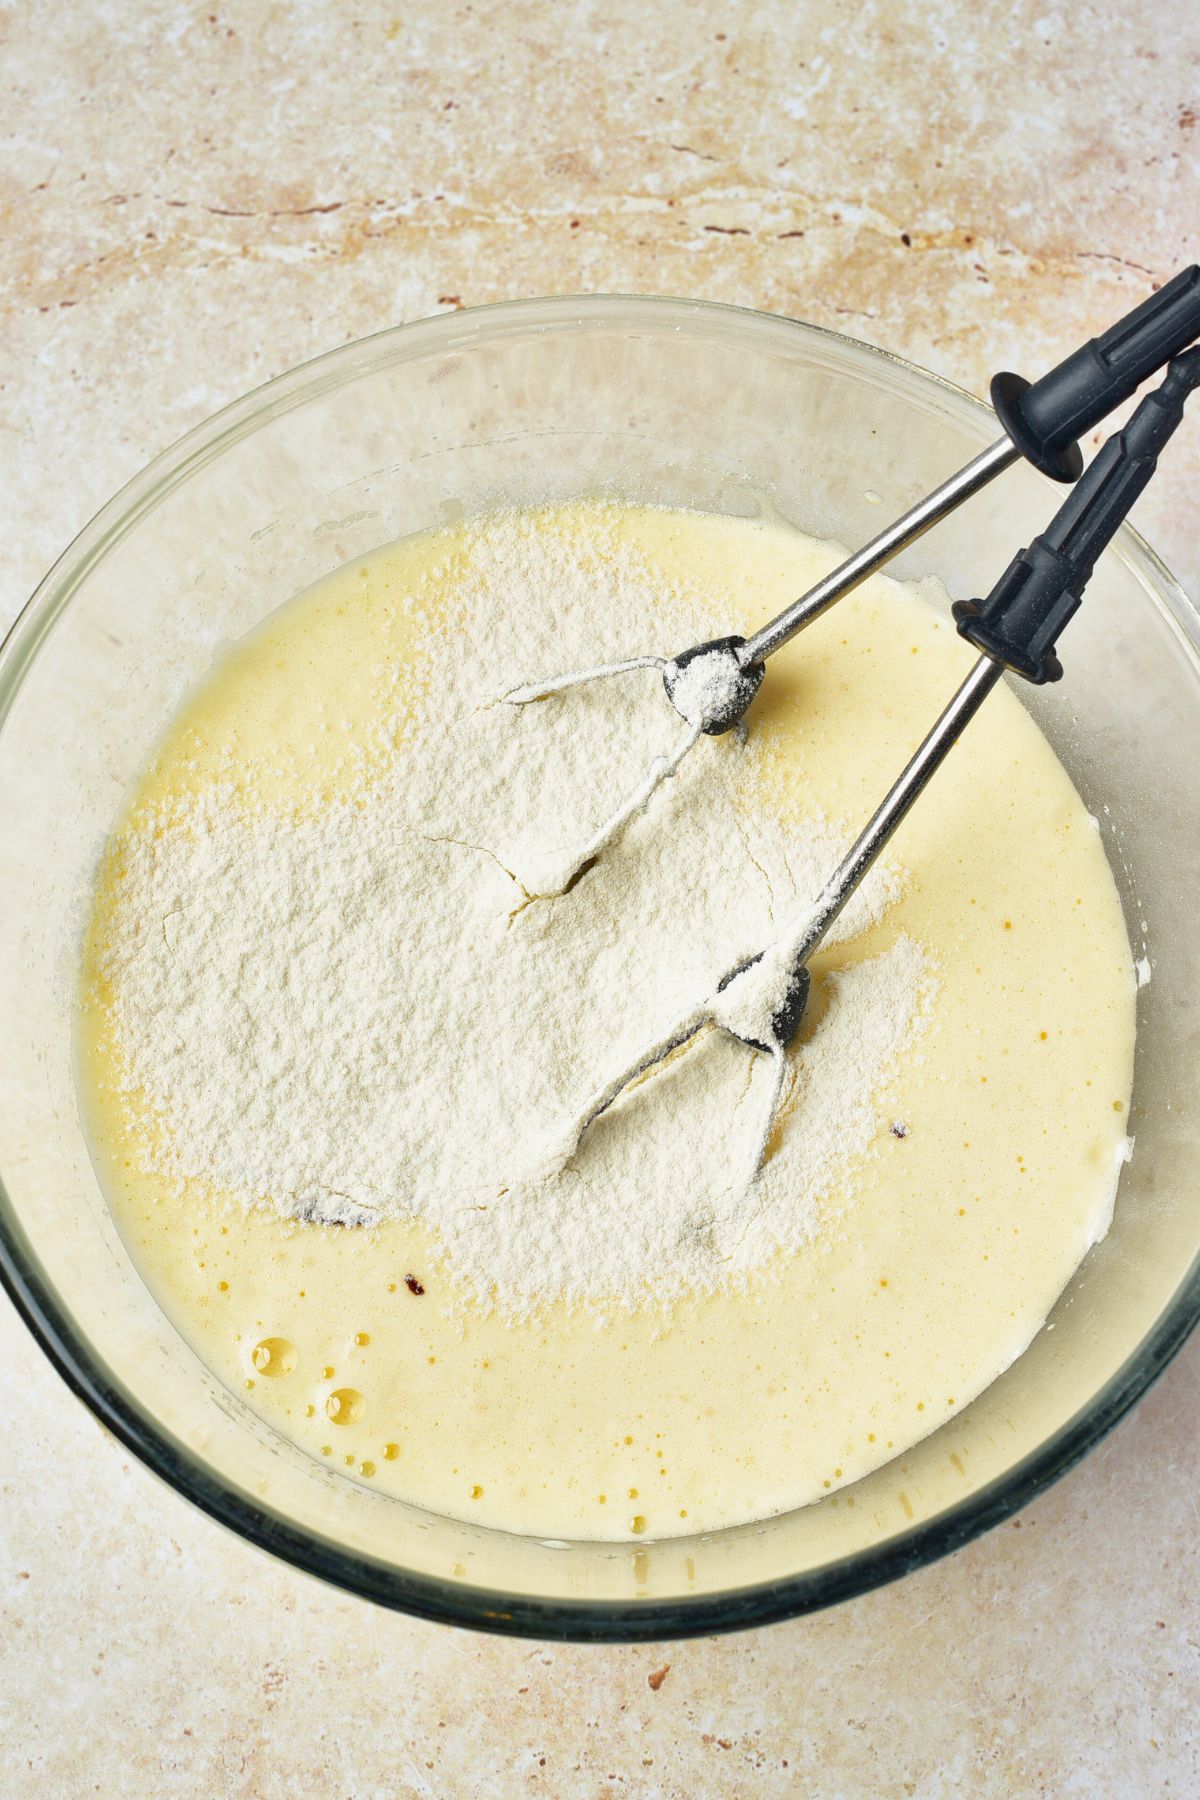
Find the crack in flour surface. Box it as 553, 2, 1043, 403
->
95, 510, 934, 1316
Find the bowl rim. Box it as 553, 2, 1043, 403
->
2, 291, 1198, 1642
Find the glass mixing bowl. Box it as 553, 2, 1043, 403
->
1, 297, 1197, 1641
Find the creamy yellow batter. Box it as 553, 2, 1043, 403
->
78, 503, 1136, 1541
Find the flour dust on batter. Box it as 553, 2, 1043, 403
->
77, 502, 1136, 1541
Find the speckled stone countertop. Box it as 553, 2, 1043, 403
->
2, 3, 1197, 1794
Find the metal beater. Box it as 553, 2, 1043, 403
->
537, 346, 1200, 1182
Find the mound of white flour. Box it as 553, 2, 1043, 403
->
96, 510, 933, 1314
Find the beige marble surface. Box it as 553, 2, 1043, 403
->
1, 1, 1198, 1793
